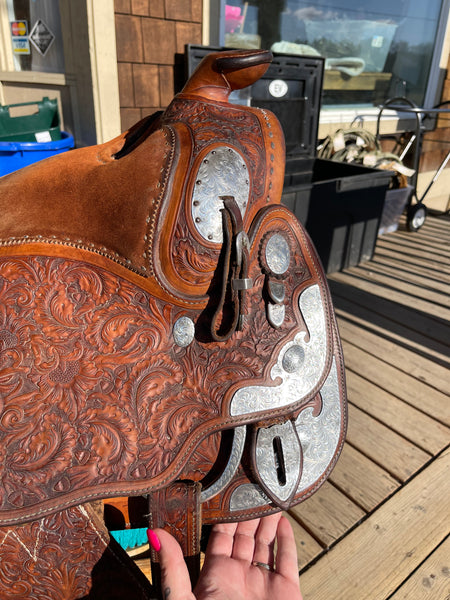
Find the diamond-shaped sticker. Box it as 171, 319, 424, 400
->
29, 19, 55, 56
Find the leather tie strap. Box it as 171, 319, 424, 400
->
210, 196, 252, 342
148, 481, 202, 591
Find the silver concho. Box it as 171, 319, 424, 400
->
229, 284, 327, 415
265, 233, 290, 275
191, 147, 250, 243
282, 345, 305, 373
173, 316, 195, 347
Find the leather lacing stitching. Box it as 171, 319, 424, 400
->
0, 235, 145, 275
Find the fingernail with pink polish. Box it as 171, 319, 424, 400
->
147, 528, 161, 552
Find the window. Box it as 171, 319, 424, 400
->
6, 0, 64, 73
221, 0, 447, 109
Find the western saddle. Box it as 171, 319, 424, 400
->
0, 49, 346, 598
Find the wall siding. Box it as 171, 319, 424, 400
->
114, 0, 202, 132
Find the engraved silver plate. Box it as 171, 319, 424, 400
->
254, 421, 301, 503
201, 426, 246, 503
191, 147, 250, 243
230, 284, 327, 415
295, 358, 341, 493
265, 233, 290, 274
173, 316, 195, 347
230, 483, 270, 511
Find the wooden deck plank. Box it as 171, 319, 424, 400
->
374, 241, 450, 271
328, 443, 399, 511
331, 271, 450, 321
388, 536, 450, 599
329, 281, 450, 357
346, 264, 450, 313
378, 224, 450, 248
299, 448, 450, 600
334, 302, 449, 367
371, 254, 450, 288
408, 230, 450, 249
373, 246, 450, 281
342, 341, 450, 425
375, 238, 450, 271
346, 404, 431, 481
347, 371, 450, 455
288, 482, 365, 548
377, 231, 448, 262
336, 315, 450, 394
384, 237, 450, 265
392, 229, 450, 253
337, 315, 449, 394
283, 512, 324, 570
355, 257, 450, 295
393, 221, 450, 246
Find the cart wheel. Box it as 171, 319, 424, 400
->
407, 203, 427, 231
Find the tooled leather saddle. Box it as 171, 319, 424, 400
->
0, 49, 346, 598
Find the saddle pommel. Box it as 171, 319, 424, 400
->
180, 49, 273, 102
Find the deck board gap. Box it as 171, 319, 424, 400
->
367, 257, 448, 281
345, 364, 450, 427
390, 233, 450, 254
343, 439, 405, 485
340, 331, 450, 392
287, 510, 329, 550
334, 311, 450, 368
296, 512, 368, 575
374, 246, 450, 271
347, 398, 438, 456
356, 262, 450, 296
328, 476, 396, 514
329, 288, 450, 352
384, 533, 450, 600
377, 237, 450, 261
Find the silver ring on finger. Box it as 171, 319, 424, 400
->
252, 560, 273, 571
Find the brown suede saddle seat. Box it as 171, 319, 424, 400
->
0, 49, 346, 581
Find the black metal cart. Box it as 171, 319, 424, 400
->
376, 98, 450, 231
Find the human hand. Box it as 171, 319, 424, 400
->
149, 512, 303, 600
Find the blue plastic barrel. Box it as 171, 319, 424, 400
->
0, 131, 74, 177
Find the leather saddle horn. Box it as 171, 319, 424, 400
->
0, 49, 347, 598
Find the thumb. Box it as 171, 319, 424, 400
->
148, 528, 195, 600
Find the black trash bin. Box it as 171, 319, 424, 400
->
185, 46, 392, 274
281, 156, 392, 274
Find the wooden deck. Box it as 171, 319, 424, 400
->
288, 213, 450, 600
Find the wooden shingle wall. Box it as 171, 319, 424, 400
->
114, 0, 203, 132
421, 53, 450, 170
